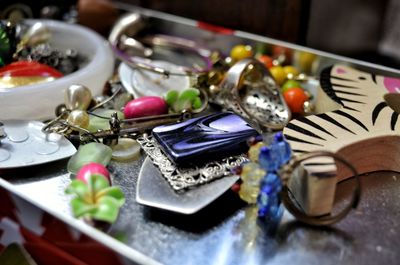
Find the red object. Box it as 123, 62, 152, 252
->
283, 87, 309, 114
0, 187, 124, 265
76, 162, 110, 184
272, 45, 293, 64
124, 96, 168, 119
197, 21, 234, 35
0, 61, 63, 78
21, 228, 87, 265
231, 183, 241, 193
257, 55, 273, 68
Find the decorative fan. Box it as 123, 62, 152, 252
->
283, 64, 400, 216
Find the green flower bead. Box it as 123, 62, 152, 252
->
165, 90, 179, 106
165, 88, 203, 112
179, 88, 200, 101
192, 97, 202, 109
66, 174, 125, 223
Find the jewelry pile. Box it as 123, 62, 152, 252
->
0, 13, 363, 229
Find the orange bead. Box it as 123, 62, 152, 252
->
257, 55, 273, 68
283, 87, 309, 114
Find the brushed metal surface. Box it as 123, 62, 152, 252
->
113, 169, 400, 265
3, 156, 400, 265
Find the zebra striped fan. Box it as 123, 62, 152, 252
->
283, 64, 400, 216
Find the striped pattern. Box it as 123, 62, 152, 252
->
283, 65, 400, 179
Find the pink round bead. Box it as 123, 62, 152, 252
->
123, 96, 168, 119
76, 162, 110, 184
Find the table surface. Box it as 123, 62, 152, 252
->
3, 156, 400, 265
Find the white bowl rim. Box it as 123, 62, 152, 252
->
0, 19, 112, 95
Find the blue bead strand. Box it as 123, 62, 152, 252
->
256, 132, 292, 226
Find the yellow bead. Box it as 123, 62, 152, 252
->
230, 45, 253, 61
239, 162, 265, 203
239, 184, 259, 204
248, 142, 265, 162
283, 65, 299, 77
67, 110, 89, 129
296, 51, 317, 73
269, 65, 286, 85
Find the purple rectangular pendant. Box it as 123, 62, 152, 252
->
152, 112, 259, 165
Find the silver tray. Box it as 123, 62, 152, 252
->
1, 4, 400, 265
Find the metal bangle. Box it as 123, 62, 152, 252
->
109, 13, 213, 78
280, 151, 361, 226
111, 43, 212, 78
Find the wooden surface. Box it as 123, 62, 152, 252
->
116, 0, 310, 44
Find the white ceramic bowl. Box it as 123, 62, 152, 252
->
0, 20, 114, 120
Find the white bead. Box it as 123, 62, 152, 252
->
112, 138, 141, 161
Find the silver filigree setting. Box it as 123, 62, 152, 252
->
137, 134, 247, 191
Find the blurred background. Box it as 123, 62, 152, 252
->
1, 0, 400, 69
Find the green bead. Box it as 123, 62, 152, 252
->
0, 23, 15, 64
166, 88, 202, 112
67, 142, 113, 174
255, 42, 270, 56
88, 109, 124, 132
179, 88, 200, 101
171, 88, 201, 112
165, 90, 179, 106
192, 97, 202, 109
282, 80, 301, 92
0, 26, 10, 56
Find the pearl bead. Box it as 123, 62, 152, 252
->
64, 84, 92, 110
67, 110, 89, 129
